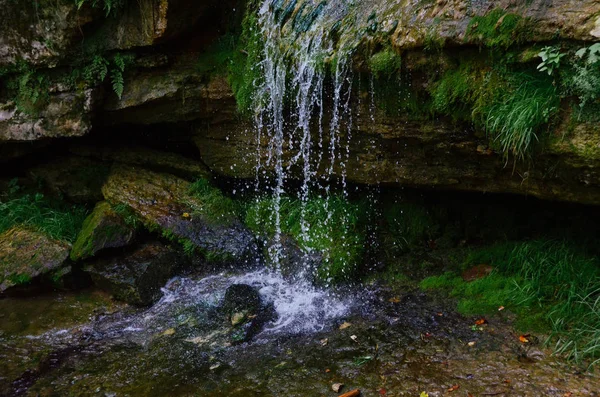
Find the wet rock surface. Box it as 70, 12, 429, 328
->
221, 284, 276, 343
0, 226, 70, 293
1, 273, 599, 396
70, 201, 135, 261
101, 165, 258, 261
84, 241, 184, 306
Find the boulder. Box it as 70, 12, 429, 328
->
221, 284, 276, 343
101, 165, 258, 261
71, 201, 135, 261
0, 226, 70, 292
85, 241, 184, 306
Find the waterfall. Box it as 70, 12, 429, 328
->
252, 0, 356, 275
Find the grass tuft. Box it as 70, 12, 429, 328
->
0, 187, 88, 243
421, 240, 600, 365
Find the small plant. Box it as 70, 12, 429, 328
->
187, 178, 239, 225
76, 0, 127, 17
0, 189, 88, 243
537, 46, 565, 76
562, 43, 600, 111
575, 43, 600, 65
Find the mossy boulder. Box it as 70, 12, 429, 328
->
70, 201, 135, 261
101, 165, 257, 261
0, 226, 70, 292
84, 241, 184, 306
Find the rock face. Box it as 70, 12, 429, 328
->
0, 89, 97, 142
85, 241, 184, 305
71, 201, 135, 261
0, 227, 70, 292
0, 0, 599, 206
101, 165, 258, 261
69, 144, 212, 180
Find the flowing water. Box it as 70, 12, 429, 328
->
3, 2, 600, 395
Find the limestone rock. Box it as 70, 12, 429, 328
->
0, 89, 97, 142
101, 165, 258, 261
85, 241, 183, 306
0, 226, 70, 292
102, 65, 236, 125
70, 144, 212, 180
71, 201, 135, 261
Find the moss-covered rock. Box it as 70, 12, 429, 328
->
0, 226, 70, 292
101, 165, 257, 261
71, 201, 135, 261
84, 241, 184, 306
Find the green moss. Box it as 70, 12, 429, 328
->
466, 9, 531, 49
228, 4, 264, 114
112, 203, 143, 230
245, 195, 368, 283
196, 35, 237, 77
368, 49, 401, 78
70, 202, 131, 261
7, 273, 32, 286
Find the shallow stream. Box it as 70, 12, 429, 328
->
1, 269, 598, 396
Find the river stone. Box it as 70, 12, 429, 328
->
70, 201, 135, 261
101, 165, 258, 262
221, 284, 276, 343
84, 242, 184, 306
0, 226, 71, 292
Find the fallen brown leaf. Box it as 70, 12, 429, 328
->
475, 318, 487, 326
339, 322, 352, 330
388, 297, 400, 303
339, 390, 360, 397
448, 384, 460, 392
